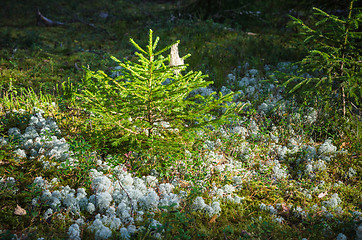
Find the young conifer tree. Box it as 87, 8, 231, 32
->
285, 0, 360, 117
79, 29, 238, 153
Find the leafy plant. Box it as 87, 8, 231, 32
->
78, 29, 239, 155
283, 0, 361, 117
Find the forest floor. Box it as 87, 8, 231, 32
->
0, 1, 361, 239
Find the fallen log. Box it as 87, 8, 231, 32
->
35, 9, 111, 37
36, 9, 65, 27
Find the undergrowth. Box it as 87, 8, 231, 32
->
0, 1, 361, 240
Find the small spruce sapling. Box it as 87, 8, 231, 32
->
284, 0, 361, 117
78, 29, 238, 154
